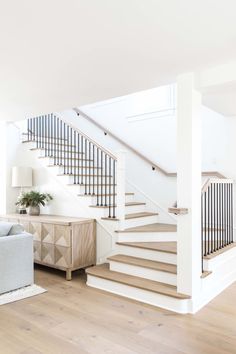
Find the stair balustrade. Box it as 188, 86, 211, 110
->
201, 178, 234, 272
25, 114, 120, 218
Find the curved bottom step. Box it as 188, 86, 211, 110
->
86, 264, 190, 314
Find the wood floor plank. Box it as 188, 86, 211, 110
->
0, 266, 235, 354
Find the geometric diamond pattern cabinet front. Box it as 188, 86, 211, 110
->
1, 214, 96, 280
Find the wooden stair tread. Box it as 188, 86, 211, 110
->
101, 212, 158, 221
31, 142, 76, 147
78, 192, 134, 197
107, 254, 177, 274
203, 242, 236, 259
89, 202, 146, 209
31, 148, 84, 154
125, 212, 158, 220
115, 222, 177, 233
68, 184, 117, 186
48, 165, 102, 169
86, 264, 189, 299
58, 174, 112, 177
39, 156, 93, 161
116, 241, 177, 254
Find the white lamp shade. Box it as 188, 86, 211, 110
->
12, 166, 33, 188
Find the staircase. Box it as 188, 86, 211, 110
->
21, 113, 194, 313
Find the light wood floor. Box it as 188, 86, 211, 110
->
0, 266, 235, 354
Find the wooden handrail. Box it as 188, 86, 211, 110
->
56, 112, 117, 160
74, 108, 225, 179
201, 178, 234, 194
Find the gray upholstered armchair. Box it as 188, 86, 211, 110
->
0, 222, 34, 294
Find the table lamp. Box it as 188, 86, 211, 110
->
12, 166, 33, 214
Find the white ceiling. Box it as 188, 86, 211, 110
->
1, 0, 236, 120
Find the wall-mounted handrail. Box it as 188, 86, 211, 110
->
74, 108, 225, 179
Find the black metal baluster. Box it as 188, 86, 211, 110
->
204, 190, 207, 256
207, 187, 210, 254
63, 123, 66, 174
101, 151, 103, 205
81, 136, 84, 186
77, 134, 83, 184
230, 183, 233, 243
105, 154, 107, 206
85, 139, 88, 195
74, 131, 76, 184
96, 147, 99, 205
92, 144, 95, 195
89, 142, 91, 194
109, 157, 111, 218
113, 160, 116, 218
70, 128, 73, 176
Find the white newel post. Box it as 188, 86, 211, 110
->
177, 73, 202, 298
116, 150, 126, 230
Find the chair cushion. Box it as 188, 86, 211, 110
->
8, 223, 24, 235
0, 222, 14, 236
0, 222, 24, 236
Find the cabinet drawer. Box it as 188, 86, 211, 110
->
54, 225, 71, 247
54, 245, 72, 268
34, 241, 41, 262
29, 222, 42, 241
41, 243, 54, 265
41, 223, 54, 244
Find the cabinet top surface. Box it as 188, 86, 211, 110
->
1, 214, 95, 226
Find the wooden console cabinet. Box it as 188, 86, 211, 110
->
0, 214, 96, 280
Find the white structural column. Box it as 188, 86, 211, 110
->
177, 73, 202, 298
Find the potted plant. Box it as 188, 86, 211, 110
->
16, 191, 53, 216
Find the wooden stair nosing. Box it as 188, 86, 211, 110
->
86, 264, 190, 300
58, 174, 112, 178
38, 156, 93, 161
31, 142, 76, 148
78, 192, 134, 197
68, 183, 117, 187
125, 212, 159, 220
116, 241, 177, 254
115, 222, 177, 233
89, 202, 146, 208
31, 148, 85, 154
107, 254, 177, 274
101, 212, 158, 221
48, 165, 102, 169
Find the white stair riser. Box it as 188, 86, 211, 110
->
60, 175, 114, 185
123, 215, 159, 228
86, 275, 190, 314
57, 166, 103, 174
117, 231, 177, 243
37, 150, 85, 157
109, 261, 177, 286
116, 245, 177, 264
89, 204, 146, 218
42, 157, 93, 167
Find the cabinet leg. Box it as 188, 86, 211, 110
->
66, 269, 72, 281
